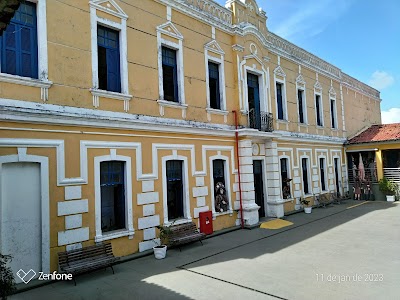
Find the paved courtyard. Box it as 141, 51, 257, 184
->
11, 200, 400, 300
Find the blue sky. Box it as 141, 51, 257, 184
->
215, 0, 400, 123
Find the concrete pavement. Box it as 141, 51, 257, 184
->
10, 200, 400, 300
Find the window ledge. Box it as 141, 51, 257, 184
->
90, 88, 132, 101
299, 123, 309, 127
0, 73, 52, 88
276, 119, 289, 123
95, 229, 134, 242
206, 108, 229, 115
164, 218, 192, 226
316, 125, 324, 129
157, 99, 188, 109
212, 209, 233, 218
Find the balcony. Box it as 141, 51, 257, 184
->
248, 109, 274, 132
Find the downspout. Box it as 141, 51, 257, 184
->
233, 110, 244, 229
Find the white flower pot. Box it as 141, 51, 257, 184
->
304, 207, 312, 214
153, 245, 167, 259
386, 195, 395, 202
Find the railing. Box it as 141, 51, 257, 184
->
383, 168, 400, 184
347, 167, 378, 185
248, 109, 274, 132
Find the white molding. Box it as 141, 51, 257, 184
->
205, 39, 227, 112
94, 154, 134, 242
0, 153, 50, 275
90, 89, 132, 111
89, 0, 129, 108
296, 80, 308, 125
0, 99, 236, 137
89, 0, 128, 20
157, 21, 185, 105
209, 155, 233, 217
161, 155, 191, 224
157, 99, 188, 118
274, 74, 288, 121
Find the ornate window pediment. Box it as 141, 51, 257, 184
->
274, 65, 286, 78
157, 21, 183, 40
89, 0, 127, 19
205, 40, 224, 55
296, 74, 306, 85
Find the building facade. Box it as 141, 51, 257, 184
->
0, 0, 381, 279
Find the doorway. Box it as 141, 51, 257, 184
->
334, 158, 340, 196
247, 73, 261, 130
253, 160, 265, 218
166, 160, 184, 220
0, 162, 41, 283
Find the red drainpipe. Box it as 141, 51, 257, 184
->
233, 110, 244, 229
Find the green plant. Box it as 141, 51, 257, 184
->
378, 177, 399, 195
154, 224, 173, 246
300, 198, 311, 207
0, 253, 16, 300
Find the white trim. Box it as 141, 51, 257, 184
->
94, 154, 134, 242
0, 98, 237, 137
278, 155, 293, 200
317, 154, 328, 193
329, 85, 338, 129
205, 40, 226, 112
296, 73, 307, 125
157, 22, 185, 106
162, 155, 191, 225
90, 89, 132, 111
300, 155, 312, 197
0, 0, 51, 101
314, 88, 324, 127
89, 0, 129, 110
252, 157, 268, 217
209, 155, 233, 217
274, 78, 287, 121
0, 153, 50, 275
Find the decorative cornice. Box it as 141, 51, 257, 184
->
341, 73, 380, 100
155, 0, 232, 33
267, 32, 341, 79
232, 44, 245, 52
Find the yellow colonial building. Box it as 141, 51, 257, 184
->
0, 0, 381, 278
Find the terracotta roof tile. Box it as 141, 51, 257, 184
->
348, 123, 400, 144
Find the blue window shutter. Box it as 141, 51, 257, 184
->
2, 24, 17, 75
106, 48, 121, 93
0, 2, 38, 78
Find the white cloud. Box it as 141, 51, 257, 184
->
381, 108, 400, 124
368, 71, 395, 90
273, 0, 352, 40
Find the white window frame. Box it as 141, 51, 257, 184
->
94, 154, 134, 242
244, 66, 267, 113
89, 0, 131, 110
0, 0, 52, 101
209, 155, 232, 217
279, 156, 293, 200
205, 40, 227, 114
162, 155, 191, 225
274, 64, 288, 121
318, 155, 328, 192
296, 74, 307, 124
329, 97, 338, 129
157, 22, 186, 113
300, 155, 312, 196
314, 91, 324, 127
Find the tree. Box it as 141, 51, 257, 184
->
0, 253, 16, 300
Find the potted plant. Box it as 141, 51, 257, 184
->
0, 253, 16, 300
300, 198, 312, 213
378, 177, 399, 202
153, 224, 172, 259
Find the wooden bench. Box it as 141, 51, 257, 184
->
168, 222, 206, 251
315, 193, 333, 208
58, 243, 119, 285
